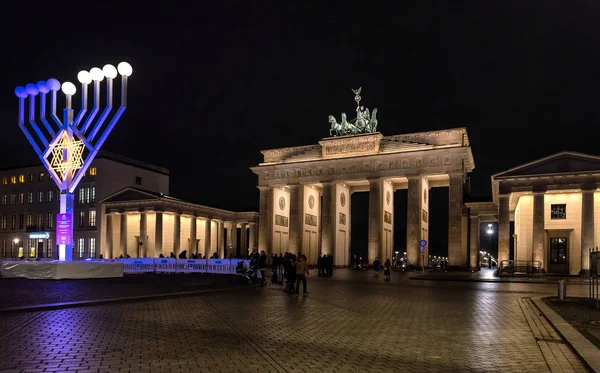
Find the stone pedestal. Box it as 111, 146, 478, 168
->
367, 178, 382, 264
498, 195, 510, 263
581, 189, 595, 273
448, 174, 465, 267
532, 192, 545, 264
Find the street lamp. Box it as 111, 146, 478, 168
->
15, 62, 132, 261
486, 224, 494, 267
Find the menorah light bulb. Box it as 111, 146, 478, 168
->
36, 81, 49, 93
25, 83, 39, 96
89, 67, 104, 81
117, 62, 133, 77
14, 86, 27, 98
103, 64, 117, 79
47, 79, 61, 91
61, 82, 76, 96
77, 71, 92, 84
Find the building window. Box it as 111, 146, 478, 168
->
19, 214, 24, 229
11, 215, 15, 230
38, 191, 44, 203
27, 213, 33, 227
89, 210, 96, 227
28, 174, 34, 182
79, 188, 86, 204
19, 192, 24, 204
47, 238, 53, 259
78, 238, 85, 258
18, 175, 24, 183
1, 216, 6, 230
79, 211, 85, 228
2, 194, 6, 205
2, 177, 7, 185
28, 192, 33, 204
91, 187, 96, 203
135, 176, 142, 185
86, 188, 90, 204
39, 172, 44, 181
89, 238, 96, 258
37, 214, 43, 229
90, 167, 97, 176
550, 204, 566, 219
10, 194, 16, 205
47, 213, 54, 229
29, 240, 35, 258
47, 190, 53, 203
10, 176, 16, 184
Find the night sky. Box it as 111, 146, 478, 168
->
1, 1, 599, 257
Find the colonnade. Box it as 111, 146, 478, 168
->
104, 211, 258, 259
258, 174, 468, 268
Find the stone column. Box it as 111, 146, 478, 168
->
240, 223, 248, 256
469, 215, 480, 270
229, 222, 238, 257
498, 194, 510, 262
406, 177, 422, 267
120, 213, 127, 257
288, 184, 304, 253
155, 212, 163, 257
106, 213, 113, 258
217, 220, 225, 258
190, 217, 197, 255
320, 182, 335, 256
368, 178, 382, 264
140, 212, 147, 258
532, 192, 545, 264
249, 223, 257, 252
581, 189, 595, 273
173, 213, 181, 257
348, 191, 352, 267
448, 174, 465, 268
204, 218, 212, 257
257, 186, 271, 255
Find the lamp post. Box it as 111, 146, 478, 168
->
13, 238, 19, 258
14, 63, 132, 261
487, 224, 494, 268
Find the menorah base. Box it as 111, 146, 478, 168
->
0, 260, 123, 280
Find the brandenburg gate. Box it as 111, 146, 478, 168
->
251, 89, 474, 268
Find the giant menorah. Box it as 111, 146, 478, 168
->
14, 62, 132, 261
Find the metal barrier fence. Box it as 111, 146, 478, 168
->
112, 258, 250, 275
497, 260, 543, 276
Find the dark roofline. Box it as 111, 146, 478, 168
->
0, 151, 169, 175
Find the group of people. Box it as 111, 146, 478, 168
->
316, 254, 334, 277
372, 257, 392, 281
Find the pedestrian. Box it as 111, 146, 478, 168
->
373, 257, 381, 277
258, 250, 268, 286
295, 253, 309, 296
384, 258, 391, 281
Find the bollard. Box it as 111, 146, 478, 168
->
558, 280, 567, 300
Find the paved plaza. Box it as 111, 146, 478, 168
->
0, 270, 593, 373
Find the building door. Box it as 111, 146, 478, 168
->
548, 237, 568, 274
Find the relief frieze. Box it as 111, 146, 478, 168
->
305, 213, 318, 226
275, 214, 289, 227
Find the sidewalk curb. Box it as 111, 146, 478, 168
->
0, 284, 258, 314
408, 276, 562, 284
532, 297, 600, 372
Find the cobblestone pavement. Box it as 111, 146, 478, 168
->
0, 270, 592, 373
0, 274, 249, 310
544, 297, 600, 350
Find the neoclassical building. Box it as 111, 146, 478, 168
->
251, 129, 474, 267
101, 188, 258, 259
469, 151, 600, 275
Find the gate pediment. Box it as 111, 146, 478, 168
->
319, 133, 383, 160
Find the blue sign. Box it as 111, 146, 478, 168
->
187, 260, 194, 263
56, 213, 72, 245
161, 259, 168, 264
420, 239, 427, 247
134, 260, 142, 264
215, 260, 222, 264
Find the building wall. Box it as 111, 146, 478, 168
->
302, 184, 320, 264
271, 187, 290, 255
544, 193, 582, 275
334, 183, 350, 266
